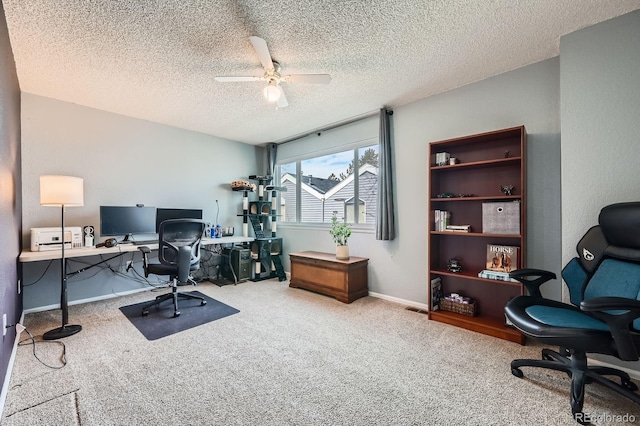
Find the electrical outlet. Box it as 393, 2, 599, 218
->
2, 314, 6, 336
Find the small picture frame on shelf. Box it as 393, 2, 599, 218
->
435, 152, 450, 166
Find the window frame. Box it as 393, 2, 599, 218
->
276, 138, 378, 229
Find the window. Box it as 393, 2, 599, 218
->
279, 162, 296, 222
277, 143, 379, 225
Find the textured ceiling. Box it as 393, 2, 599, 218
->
4, 1, 640, 145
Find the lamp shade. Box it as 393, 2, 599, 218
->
263, 81, 281, 103
40, 175, 84, 206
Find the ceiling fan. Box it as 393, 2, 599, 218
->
215, 36, 331, 108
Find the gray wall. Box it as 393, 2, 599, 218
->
560, 10, 640, 267
560, 10, 640, 369
278, 58, 562, 307
21, 94, 262, 310
0, 0, 21, 407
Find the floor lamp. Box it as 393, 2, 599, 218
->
40, 175, 84, 340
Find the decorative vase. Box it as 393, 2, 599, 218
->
336, 245, 349, 260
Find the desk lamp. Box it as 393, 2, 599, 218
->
40, 175, 84, 340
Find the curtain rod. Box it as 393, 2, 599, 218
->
275, 108, 392, 146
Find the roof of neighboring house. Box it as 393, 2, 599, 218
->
282, 164, 378, 199
302, 175, 339, 194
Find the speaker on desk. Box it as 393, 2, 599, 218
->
204, 222, 212, 238
83, 226, 95, 247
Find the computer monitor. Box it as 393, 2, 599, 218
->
100, 206, 157, 242
155, 208, 203, 232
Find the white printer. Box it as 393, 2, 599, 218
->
30, 227, 83, 251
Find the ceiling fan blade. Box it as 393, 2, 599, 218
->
282, 74, 331, 84
249, 36, 275, 71
214, 76, 263, 82
276, 88, 289, 108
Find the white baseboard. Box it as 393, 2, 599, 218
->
368, 291, 430, 311
0, 312, 25, 421
23, 287, 153, 314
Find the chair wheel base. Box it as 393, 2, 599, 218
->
511, 368, 524, 378
201, 300, 207, 306
622, 377, 638, 391
173, 311, 181, 318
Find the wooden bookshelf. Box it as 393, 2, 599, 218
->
428, 126, 526, 344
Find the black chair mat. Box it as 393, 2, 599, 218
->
119, 291, 239, 340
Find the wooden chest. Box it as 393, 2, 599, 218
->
289, 251, 369, 303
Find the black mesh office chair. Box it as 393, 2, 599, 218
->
138, 219, 207, 318
505, 202, 640, 423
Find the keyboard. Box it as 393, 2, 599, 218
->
132, 240, 159, 245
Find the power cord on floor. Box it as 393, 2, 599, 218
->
8, 323, 68, 370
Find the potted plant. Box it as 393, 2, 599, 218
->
330, 212, 352, 260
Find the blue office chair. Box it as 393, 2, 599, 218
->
138, 219, 207, 318
505, 202, 640, 423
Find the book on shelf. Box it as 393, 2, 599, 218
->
445, 224, 470, 232
434, 210, 451, 231
430, 276, 443, 311
485, 244, 519, 273
478, 269, 519, 283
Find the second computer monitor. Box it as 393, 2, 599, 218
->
155, 208, 203, 231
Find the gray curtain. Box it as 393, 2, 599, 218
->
376, 107, 395, 240
266, 143, 277, 176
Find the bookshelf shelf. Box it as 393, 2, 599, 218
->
430, 231, 521, 238
429, 310, 523, 343
430, 269, 523, 288
430, 195, 522, 203
430, 156, 522, 171
428, 126, 526, 344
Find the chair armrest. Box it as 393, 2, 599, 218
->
138, 246, 151, 278
509, 268, 557, 298
581, 297, 640, 312
580, 296, 640, 361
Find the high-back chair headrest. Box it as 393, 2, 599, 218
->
575, 202, 640, 273
599, 202, 640, 249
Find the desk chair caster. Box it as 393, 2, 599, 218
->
140, 290, 207, 318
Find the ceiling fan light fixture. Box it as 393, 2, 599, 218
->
215, 36, 330, 108
263, 81, 281, 102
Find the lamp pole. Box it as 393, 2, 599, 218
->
43, 202, 82, 340
40, 175, 83, 340
60, 204, 68, 326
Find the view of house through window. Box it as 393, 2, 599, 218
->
279, 162, 296, 222
278, 143, 379, 225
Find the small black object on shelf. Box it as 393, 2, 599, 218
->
447, 258, 462, 273
500, 185, 514, 196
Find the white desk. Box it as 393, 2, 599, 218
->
19, 236, 254, 263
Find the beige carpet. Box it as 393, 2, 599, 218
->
2, 279, 639, 425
